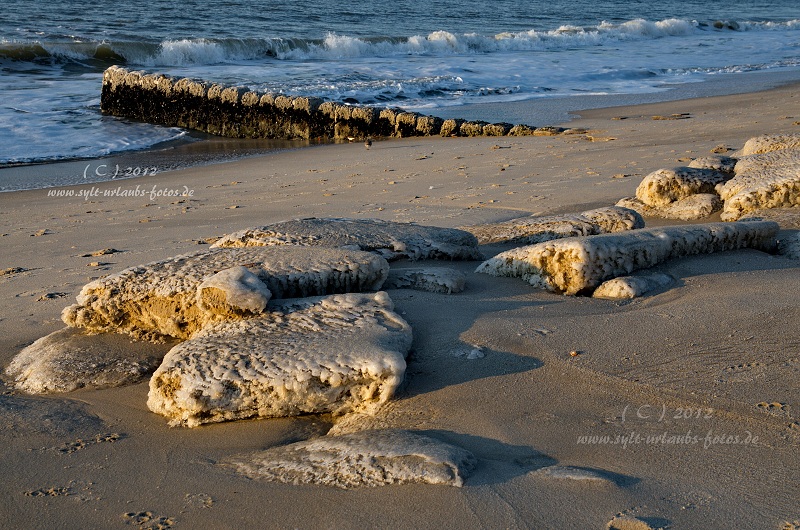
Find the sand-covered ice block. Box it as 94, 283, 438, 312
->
740, 207, 800, 229
616, 194, 722, 221
635, 167, 731, 207
62, 246, 388, 340
593, 272, 675, 300
719, 149, 800, 221
5, 328, 176, 394
475, 221, 778, 295
147, 292, 412, 427
736, 133, 800, 156
778, 231, 800, 260
384, 267, 466, 294
463, 206, 644, 245
220, 429, 476, 488
688, 155, 737, 174
210, 217, 482, 261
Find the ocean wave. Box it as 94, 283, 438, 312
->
1, 17, 797, 68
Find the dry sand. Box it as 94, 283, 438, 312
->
1, 84, 799, 529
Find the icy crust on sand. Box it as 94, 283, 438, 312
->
593, 272, 675, 300
736, 133, 800, 156
221, 429, 476, 488
616, 194, 722, 221
718, 149, 800, 221
210, 217, 482, 261
147, 292, 412, 427
462, 206, 643, 245
5, 328, 176, 394
62, 247, 388, 340
476, 221, 778, 295
634, 167, 731, 208
384, 267, 466, 294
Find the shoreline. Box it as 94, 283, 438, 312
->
1, 73, 798, 529
3, 68, 800, 193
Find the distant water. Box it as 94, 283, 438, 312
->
1, 0, 799, 177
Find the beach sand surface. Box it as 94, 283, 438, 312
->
1, 84, 799, 529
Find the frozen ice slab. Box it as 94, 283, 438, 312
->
147, 292, 412, 427
736, 133, 800, 156
476, 221, 778, 295
5, 327, 175, 394
211, 217, 482, 261
463, 206, 643, 245
221, 429, 476, 488
62, 246, 388, 340
635, 167, 730, 208
616, 194, 722, 221
384, 267, 466, 294
687, 155, 737, 174
719, 149, 800, 221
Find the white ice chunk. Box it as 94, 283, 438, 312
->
475, 221, 778, 295
718, 148, 800, 221
635, 167, 730, 208
220, 429, 477, 488
688, 155, 737, 174
462, 206, 643, 245
593, 272, 675, 299
736, 133, 800, 156
5, 327, 175, 394
62, 246, 388, 340
384, 267, 466, 294
211, 217, 482, 261
197, 266, 271, 314
147, 292, 412, 427
616, 194, 722, 221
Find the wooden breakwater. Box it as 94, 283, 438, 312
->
100, 66, 567, 141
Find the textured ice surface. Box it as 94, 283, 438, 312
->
197, 266, 271, 315
593, 272, 675, 300
147, 292, 412, 427
5, 327, 175, 394
211, 217, 482, 261
688, 155, 737, 174
635, 167, 730, 207
476, 221, 778, 295
384, 267, 466, 294
463, 206, 644, 245
737, 133, 800, 156
718, 149, 800, 221
62, 246, 388, 340
221, 429, 476, 488
740, 207, 800, 229
616, 194, 722, 220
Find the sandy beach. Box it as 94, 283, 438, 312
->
1, 83, 799, 529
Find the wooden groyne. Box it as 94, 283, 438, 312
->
100, 66, 565, 141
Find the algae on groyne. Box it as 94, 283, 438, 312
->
100, 66, 564, 141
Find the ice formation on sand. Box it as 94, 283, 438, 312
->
210, 217, 482, 260
62, 247, 388, 340
475, 221, 778, 295
778, 232, 800, 260
592, 272, 675, 300
384, 267, 466, 294
634, 167, 731, 208
616, 194, 722, 221
718, 148, 800, 221
147, 292, 412, 427
6, 328, 175, 394
462, 206, 643, 245
221, 429, 477, 488
736, 133, 800, 156
688, 155, 737, 174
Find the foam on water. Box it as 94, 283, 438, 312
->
2, 0, 800, 176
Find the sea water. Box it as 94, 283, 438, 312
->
1, 0, 798, 185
